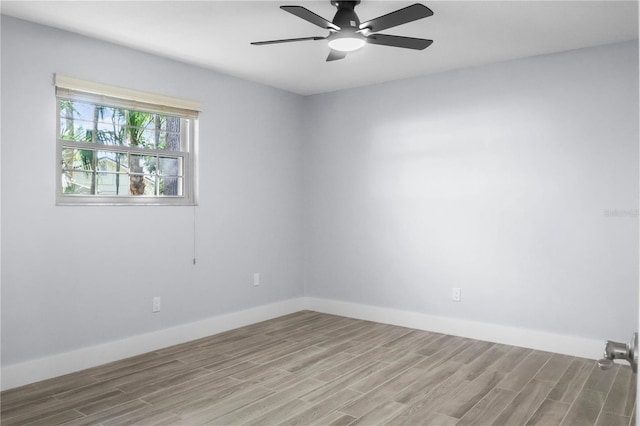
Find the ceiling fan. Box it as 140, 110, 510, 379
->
251, 1, 434, 61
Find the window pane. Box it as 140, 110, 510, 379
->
95, 121, 123, 145
61, 148, 95, 171
129, 174, 156, 196
158, 116, 181, 151
158, 131, 181, 151
96, 107, 126, 127
142, 119, 157, 132
158, 157, 181, 176
61, 147, 78, 170
59, 100, 95, 122
122, 111, 154, 147
60, 119, 92, 142
96, 173, 130, 195
159, 177, 182, 196
122, 127, 152, 148
61, 171, 93, 194
143, 176, 157, 196
155, 115, 167, 131
130, 154, 157, 175
141, 129, 157, 148
165, 116, 181, 133
97, 151, 128, 172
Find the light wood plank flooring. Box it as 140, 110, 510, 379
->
1, 311, 636, 425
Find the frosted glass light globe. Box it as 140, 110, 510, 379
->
328, 37, 366, 52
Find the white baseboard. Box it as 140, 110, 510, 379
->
1, 298, 305, 391
2, 296, 606, 391
301, 297, 604, 360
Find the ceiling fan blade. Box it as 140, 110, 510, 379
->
360, 4, 433, 33
326, 50, 347, 62
281, 6, 340, 31
366, 34, 433, 50
251, 36, 327, 46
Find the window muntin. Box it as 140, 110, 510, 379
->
56, 91, 197, 205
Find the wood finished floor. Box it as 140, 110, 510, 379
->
1, 311, 636, 426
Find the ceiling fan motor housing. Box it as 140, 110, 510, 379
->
331, 1, 361, 29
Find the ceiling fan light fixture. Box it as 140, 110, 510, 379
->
328, 36, 365, 52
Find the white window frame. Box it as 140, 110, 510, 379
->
55, 74, 201, 206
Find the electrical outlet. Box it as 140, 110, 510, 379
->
253, 273, 260, 286
452, 288, 461, 302
152, 296, 161, 313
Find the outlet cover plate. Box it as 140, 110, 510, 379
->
452, 288, 461, 302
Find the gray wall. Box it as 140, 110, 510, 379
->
303, 41, 639, 342
1, 16, 304, 366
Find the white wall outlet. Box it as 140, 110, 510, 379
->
253, 273, 260, 287
152, 296, 161, 313
452, 288, 461, 302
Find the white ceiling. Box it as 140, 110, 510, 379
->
1, 1, 638, 95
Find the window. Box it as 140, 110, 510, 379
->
55, 75, 200, 205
